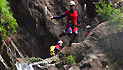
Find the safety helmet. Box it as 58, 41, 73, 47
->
86, 25, 91, 29
58, 40, 63, 44
69, 1, 76, 6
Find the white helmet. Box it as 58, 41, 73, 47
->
58, 40, 63, 44
86, 25, 91, 29
69, 1, 76, 6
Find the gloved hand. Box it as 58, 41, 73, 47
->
49, 16, 53, 20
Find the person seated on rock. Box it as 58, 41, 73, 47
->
85, 25, 91, 38
50, 1, 82, 46
50, 40, 64, 56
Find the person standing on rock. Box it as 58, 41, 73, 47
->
50, 1, 81, 46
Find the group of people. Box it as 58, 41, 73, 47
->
50, 1, 91, 56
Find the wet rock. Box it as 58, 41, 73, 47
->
80, 63, 92, 69
33, 65, 50, 70
48, 66, 58, 70
69, 66, 80, 70
55, 61, 66, 68
0, 61, 6, 70
63, 65, 69, 70
101, 60, 108, 67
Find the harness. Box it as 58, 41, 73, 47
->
66, 21, 80, 29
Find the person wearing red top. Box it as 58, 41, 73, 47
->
50, 1, 81, 46
54, 40, 64, 54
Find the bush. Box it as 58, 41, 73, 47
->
93, 0, 123, 30
66, 55, 76, 66
93, 0, 114, 21
121, 6, 123, 12
28, 57, 43, 63
0, 0, 18, 39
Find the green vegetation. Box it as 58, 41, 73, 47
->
93, 0, 123, 30
56, 54, 76, 66
56, 58, 61, 64
0, 0, 18, 39
121, 6, 123, 12
28, 57, 43, 63
114, 61, 119, 66
66, 55, 76, 66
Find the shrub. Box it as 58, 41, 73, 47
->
93, 0, 123, 30
66, 55, 76, 66
0, 0, 18, 39
28, 57, 43, 63
121, 6, 123, 12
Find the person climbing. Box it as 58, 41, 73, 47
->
85, 25, 91, 38
50, 40, 64, 56
50, 1, 81, 46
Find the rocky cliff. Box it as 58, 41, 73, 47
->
1, 0, 123, 70
29, 22, 123, 70
8, 0, 98, 58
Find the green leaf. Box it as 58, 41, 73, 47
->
0, 0, 18, 40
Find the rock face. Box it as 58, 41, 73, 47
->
57, 22, 115, 70
99, 28, 123, 69
9, 0, 58, 58
28, 22, 123, 70
8, 0, 98, 58
4, 0, 123, 70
